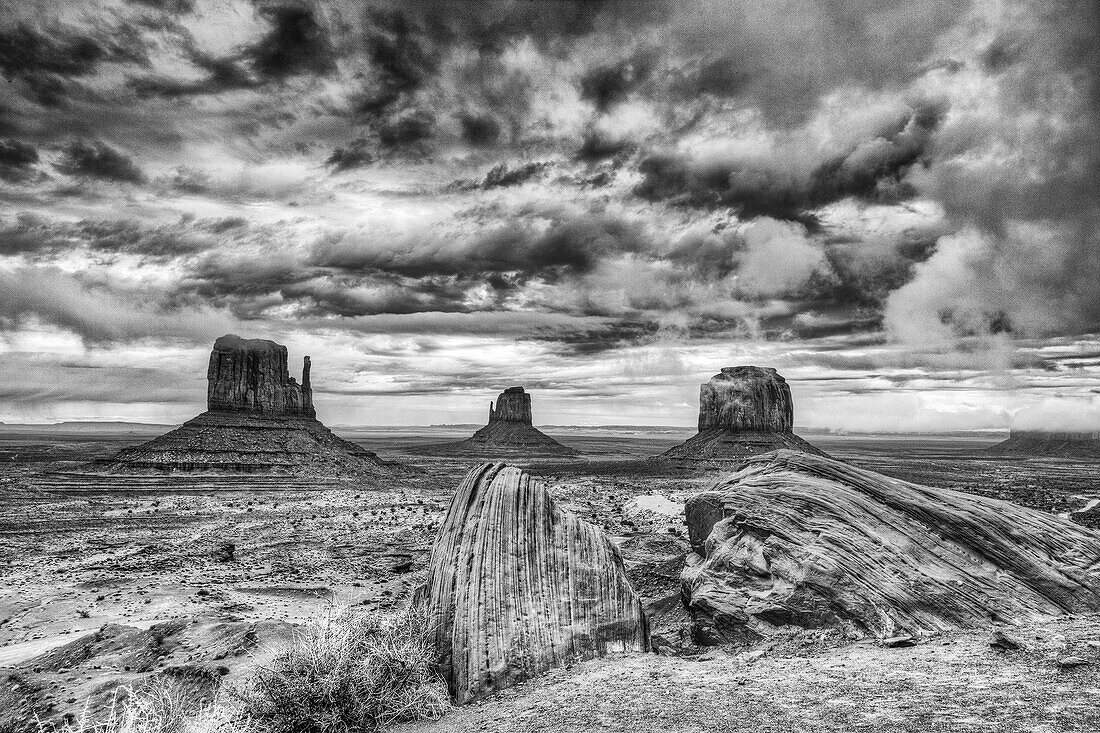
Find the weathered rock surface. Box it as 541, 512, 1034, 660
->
488, 386, 532, 423
207, 334, 314, 417
682, 450, 1100, 644
988, 430, 1100, 458
101, 335, 398, 476
418, 463, 649, 704
663, 366, 825, 461
415, 387, 578, 456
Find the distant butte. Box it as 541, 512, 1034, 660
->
661, 366, 826, 461
417, 387, 578, 457
101, 335, 400, 476
987, 429, 1100, 458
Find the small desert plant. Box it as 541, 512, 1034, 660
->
35, 683, 255, 733
241, 605, 450, 732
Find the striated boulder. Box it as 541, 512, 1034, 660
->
988, 430, 1100, 458
207, 334, 314, 417
663, 366, 825, 461
682, 450, 1100, 644
418, 463, 649, 703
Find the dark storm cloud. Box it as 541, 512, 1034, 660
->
578, 48, 656, 112
0, 22, 147, 79
123, 0, 196, 13
53, 140, 146, 183
245, 4, 336, 80
311, 211, 649, 279
480, 161, 552, 189
635, 100, 945, 224
458, 112, 501, 146
0, 138, 39, 182
666, 0, 966, 127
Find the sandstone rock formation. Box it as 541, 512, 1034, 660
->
416, 386, 578, 456
206, 334, 314, 417
417, 463, 649, 703
662, 366, 825, 460
988, 430, 1100, 458
102, 335, 398, 476
487, 385, 532, 423
681, 450, 1100, 644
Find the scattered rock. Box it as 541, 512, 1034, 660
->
681, 450, 1100, 645
882, 636, 917, 648
623, 494, 684, 532
1057, 656, 1091, 669
662, 367, 827, 461
989, 629, 1025, 651
417, 463, 649, 704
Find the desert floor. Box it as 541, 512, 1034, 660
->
1, 426, 1099, 731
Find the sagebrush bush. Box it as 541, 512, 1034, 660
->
36, 684, 255, 733
241, 606, 450, 733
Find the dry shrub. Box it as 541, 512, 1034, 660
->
35, 684, 255, 733
242, 605, 450, 732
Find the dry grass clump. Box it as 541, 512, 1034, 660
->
241, 605, 451, 732
35, 684, 255, 733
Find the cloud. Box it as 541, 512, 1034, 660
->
53, 140, 146, 183
0, 139, 40, 182
634, 100, 945, 224
0, 266, 235, 344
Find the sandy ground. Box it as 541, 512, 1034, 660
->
397, 616, 1100, 733
2, 427, 1099, 730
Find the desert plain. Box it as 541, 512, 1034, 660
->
2, 425, 1099, 732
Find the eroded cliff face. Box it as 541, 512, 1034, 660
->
488, 387, 533, 424
663, 366, 824, 460
697, 366, 793, 432
206, 335, 314, 417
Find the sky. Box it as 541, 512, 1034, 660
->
1, 0, 1099, 430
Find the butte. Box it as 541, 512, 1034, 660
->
987, 429, 1100, 458
100, 335, 399, 477
661, 366, 826, 461
418, 387, 578, 457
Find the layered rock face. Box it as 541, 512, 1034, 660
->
102, 335, 396, 477
682, 450, 1100, 644
988, 430, 1100, 457
488, 386, 533, 423
207, 335, 314, 417
697, 366, 792, 431
417, 386, 578, 456
418, 463, 649, 703
663, 366, 825, 460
